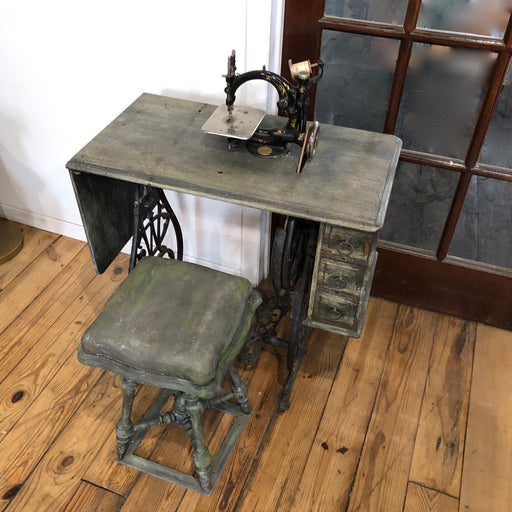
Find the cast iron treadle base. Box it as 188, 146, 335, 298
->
130, 185, 183, 271
239, 218, 318, 411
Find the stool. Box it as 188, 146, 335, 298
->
78, 256, 261, 494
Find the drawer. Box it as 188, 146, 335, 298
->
320, 225, 376, 264
310, 291, 359, 330
316, 258, 365, 293
306, 251, 377, 338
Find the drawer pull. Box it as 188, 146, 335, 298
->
328, 274, 347, 288
333, 237, 354, 255
326, 304, 343, 320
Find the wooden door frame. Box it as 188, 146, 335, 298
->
281, 0, 512, 330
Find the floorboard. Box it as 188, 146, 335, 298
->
409, 316, 475, 497
1, 224, 511, 511
238, 329, 347, 512
459, 324, 512, 511
291, 298, 398, 512
347, 306, 437, 511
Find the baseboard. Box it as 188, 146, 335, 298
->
0, 204, 87, 242
372, 247, 512, 331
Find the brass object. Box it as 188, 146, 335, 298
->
0, 219, 23, 264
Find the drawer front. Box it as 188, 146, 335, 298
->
321, 225, 376, 264
316, 258, 365, 293
306, 249, 378, 338
310, 290, 359, 331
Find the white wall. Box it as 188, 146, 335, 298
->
0, 0, 284, 283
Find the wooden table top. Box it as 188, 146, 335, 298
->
67, 93, 401, 232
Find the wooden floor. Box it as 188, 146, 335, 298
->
1, 224, 512, 511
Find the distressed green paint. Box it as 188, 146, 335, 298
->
78, 257, 261, 494
81, 257, 260, 386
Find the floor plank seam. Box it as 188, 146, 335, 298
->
80, 478, 128, 500
0, 368, 107, 511
288, 334, 348, 511
457, 320, 478, 502
0, 345, 104, 446
399, 312, 440, 512
0, 235, 67, 338
407, 479, 459, 500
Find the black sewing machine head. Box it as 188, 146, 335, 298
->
202, 50, 324, 173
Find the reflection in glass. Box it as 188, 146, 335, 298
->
480, 62, 512, 169
324, 0, 408, 25
380, 161, 458, 251
396, 44, 492, 159
450, 176, 512, 269
315, 31, 399, 133
418, 0, 510, 38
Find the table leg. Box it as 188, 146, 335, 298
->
278, 221, 316, 411
239, 217, 317, 411
130, 185, 183, 270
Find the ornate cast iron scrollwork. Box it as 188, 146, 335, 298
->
129, 185, 183, 271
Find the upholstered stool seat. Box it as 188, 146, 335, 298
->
78, 256, 261, 494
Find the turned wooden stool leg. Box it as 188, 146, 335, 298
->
229, 365, 251, 415
116, 378, 138, 459
185, 396, 212, 493
170, 392, 191, 433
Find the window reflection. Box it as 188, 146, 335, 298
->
325, 0, 408, 25
480, 62, 512, 168
396, 44, 492, 159
316, 31, 399, 132
418, 0, 511, 38
381, 161, 458, 251
450, 176, 512, 268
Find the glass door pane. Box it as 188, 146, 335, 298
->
381, 161, 459, 251
479, 61, 512, 168
396, 44, 493, 159
325, 0, 408, 25
449, 176, 512, 268
315, 30, 400, 132
417, 0, 510, 38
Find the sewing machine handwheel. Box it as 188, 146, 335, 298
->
306, 121, 320, 159
297, 121, 320, 173
281, 217, 308, 291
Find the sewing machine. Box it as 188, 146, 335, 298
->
67, 90, 400, 409
202, 50, 324, 173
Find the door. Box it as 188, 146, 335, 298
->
282, 0, 512, 329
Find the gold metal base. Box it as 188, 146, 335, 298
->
0, 219, 24, 265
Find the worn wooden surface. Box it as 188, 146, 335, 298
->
459, 324, 512, 511
238, 329, 348, 511
403, 482, 459, 512
292, 298, 398, 511
409, 317, 475, 496
2, 224, 512, 511
347, 305, 438, 511
66, 93, 401, 232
